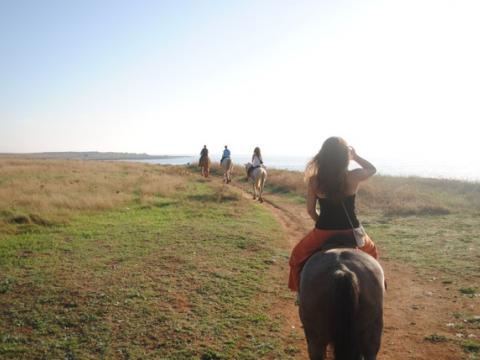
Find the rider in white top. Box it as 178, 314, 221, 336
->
252, 154, 262, 167
247, 147, 264, 179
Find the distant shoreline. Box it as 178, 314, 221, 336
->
0, 152, 478, 182
0, 152, 187, 161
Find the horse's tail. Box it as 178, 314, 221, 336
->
331, 265, 361, 360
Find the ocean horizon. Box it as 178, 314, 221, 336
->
126, 154, 480, 182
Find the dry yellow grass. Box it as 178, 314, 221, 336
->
0, 158, 186, 225
2, 156, 478, 227
246, 168, 480, 216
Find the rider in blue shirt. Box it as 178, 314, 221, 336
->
220, 145, 231, 164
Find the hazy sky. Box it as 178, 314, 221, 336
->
1, 0, 479, 165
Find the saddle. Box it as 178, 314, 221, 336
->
320, 234, 357, 252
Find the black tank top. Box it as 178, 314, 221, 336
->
315, 194, 360, 230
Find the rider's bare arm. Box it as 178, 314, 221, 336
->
348, 147, 376, 183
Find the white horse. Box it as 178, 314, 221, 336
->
221, 158, 233, 184
245, 163, 267, 202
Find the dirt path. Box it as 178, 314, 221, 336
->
235, 184, 472, 359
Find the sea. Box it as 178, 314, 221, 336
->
129, 155, 480, 182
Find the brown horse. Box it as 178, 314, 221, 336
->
199, 154, 211, 178
299, 236, 385, 360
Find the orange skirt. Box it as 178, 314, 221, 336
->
288, 228, 379, 291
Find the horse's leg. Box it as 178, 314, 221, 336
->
359, 279, 383, 360
307, 342, 327, 360
303, 329, 327, 360
252, 182, 257, 200
360, 314, 383, 360
258, 173, 265, 202
255, 178, 261, 201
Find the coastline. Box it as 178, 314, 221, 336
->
0, 152, 478, 182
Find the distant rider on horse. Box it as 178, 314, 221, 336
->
247, 147, 264, 179
200, 145, 209, 158
220, 145, 231, 165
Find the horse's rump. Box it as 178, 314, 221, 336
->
221, 157, 232, 169
299, 249, 384, 359
246, 163, 266, 179
199, 155, 210, 167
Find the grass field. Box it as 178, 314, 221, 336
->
0, 158, 292, 359
1, 158, 479, 358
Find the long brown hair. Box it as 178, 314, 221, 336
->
253, 147, 262, 159
305, 137, 349, 201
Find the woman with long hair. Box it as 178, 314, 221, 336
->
288, 137, 379, 291
252, 147, 263, 166
247, 147, 264, 179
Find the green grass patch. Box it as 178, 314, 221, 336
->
463, 340, 480, 353
460, 287, 477, 295
365, 213, 480, 286
424, 334, 448, 343
0, 175, 290, 359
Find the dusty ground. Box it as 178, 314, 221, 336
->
242, 188, 476, 359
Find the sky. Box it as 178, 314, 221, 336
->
0, 0, 479, 168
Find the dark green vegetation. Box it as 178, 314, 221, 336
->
0, 159, 291, 359
463, 340, 480, 354
425, 334, 448, 343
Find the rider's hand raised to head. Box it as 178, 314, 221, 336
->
348, 147, 376, 183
